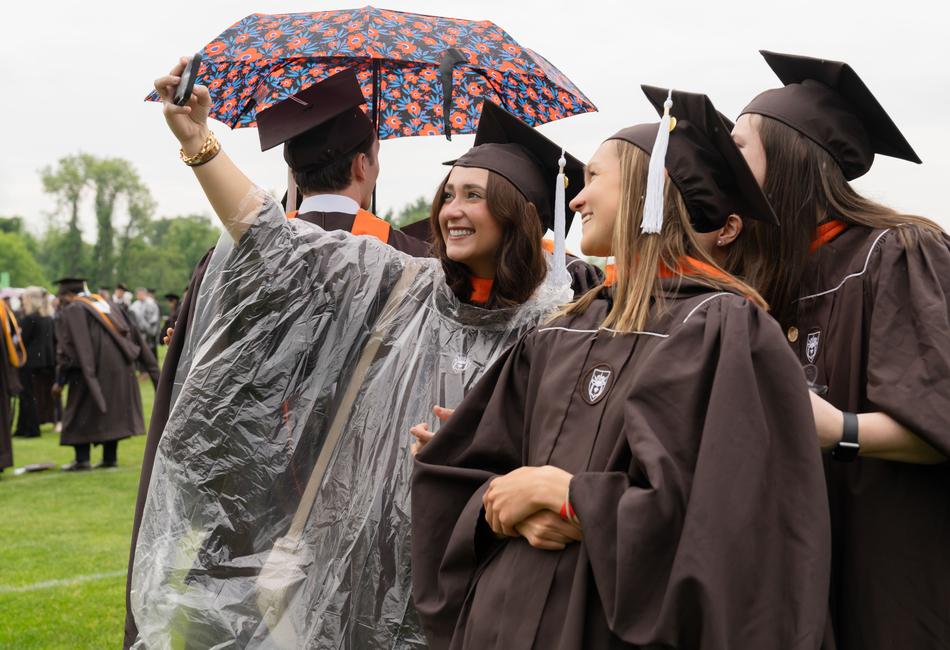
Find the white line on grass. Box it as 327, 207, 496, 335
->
0, 570, 126, 594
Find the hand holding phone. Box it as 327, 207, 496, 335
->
173, 53, 203, 106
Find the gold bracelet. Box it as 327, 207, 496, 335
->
180, 131, 221, 167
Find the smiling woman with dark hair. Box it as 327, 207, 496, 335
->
130, 59, 590, 649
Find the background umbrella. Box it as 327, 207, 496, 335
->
147, 5, 596, 140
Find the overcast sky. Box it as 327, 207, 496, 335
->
1, 0, 947, 251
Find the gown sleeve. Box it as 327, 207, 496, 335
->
411, 334, 534, 649
864, 227, 950, 457
570, 296, 831, 649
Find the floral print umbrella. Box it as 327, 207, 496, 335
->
148, 5, 596, 139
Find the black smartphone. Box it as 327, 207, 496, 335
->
173, 53, 203, 106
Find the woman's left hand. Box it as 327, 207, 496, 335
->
483, 465, 573, 537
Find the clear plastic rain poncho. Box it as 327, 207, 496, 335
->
130, 188, 571, 649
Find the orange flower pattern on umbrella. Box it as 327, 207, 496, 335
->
145, 6, 595, 138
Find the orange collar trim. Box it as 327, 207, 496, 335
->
811, 219, 848, 253
604, 256, 735, 288
470, 276, 494, 304
288, 208, 392, 245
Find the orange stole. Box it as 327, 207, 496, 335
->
287, 208, 392, 245
0, 300, 26, 368
74, 295, 120, 335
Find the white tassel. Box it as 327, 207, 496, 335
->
287, 166, 297, 215
553, 150, 569, 286
642, 90, 673, 234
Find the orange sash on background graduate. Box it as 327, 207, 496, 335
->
0, 299, 26, 368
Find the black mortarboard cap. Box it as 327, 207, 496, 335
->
257, 68, 375, 170
54, 277, 86, 295
164, 293, 180, 301
740, 50, 921, 180
609, 86, 778, 232
448, 101, 584, 232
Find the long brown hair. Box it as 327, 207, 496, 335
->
429, 170, 547, 309
565, 140, 765, 332
737, 115, 942, 327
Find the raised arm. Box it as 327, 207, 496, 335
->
153, 58, 254, 240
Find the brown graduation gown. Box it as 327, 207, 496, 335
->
56, 299, 147, 446
122, 209, 429, 647
789, 224, 950, 650
413, 280, 831, 650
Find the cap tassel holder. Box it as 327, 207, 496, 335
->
642, 90, 673, 234
552, 150, 569, 286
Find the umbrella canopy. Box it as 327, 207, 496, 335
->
147, 6, 595, 138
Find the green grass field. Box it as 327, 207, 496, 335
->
0, 373, 156, 650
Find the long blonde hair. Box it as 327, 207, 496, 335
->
564, 140, 765, 333
21, 286, 52, 318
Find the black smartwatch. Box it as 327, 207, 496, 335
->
831, 411, 860, 462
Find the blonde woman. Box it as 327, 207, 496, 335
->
412, 88, 831, 649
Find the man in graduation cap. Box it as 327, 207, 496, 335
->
257, 67, 431, 256
734, 51, 950, 650
53, 277, 157, 471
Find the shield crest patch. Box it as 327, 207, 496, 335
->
581, 364, 614, 405
806, 330, 821, 364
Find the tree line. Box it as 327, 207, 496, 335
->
1, 153, 434, 297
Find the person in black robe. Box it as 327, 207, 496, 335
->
1, 297, 25, 474
53, 278, 158, 471
14, 287, 56, 438
733, 51, 950, 650
412, 87, 832, 649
